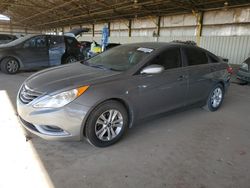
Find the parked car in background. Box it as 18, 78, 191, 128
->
17, 42, 231, 147
0, 34, 84, 74
106, 43, 120, 50
0, 34, 17, 44
237, 57, 250, 83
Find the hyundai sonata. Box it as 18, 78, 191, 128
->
17, 42, 231, 147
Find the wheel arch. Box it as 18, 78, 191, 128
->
61, 52, 68, 64
61, 52, 77, 64
214, 80, 225, 92
0, 56, 24, 69
81, 97, 134, 138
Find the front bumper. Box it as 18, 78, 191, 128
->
237, 69, 250, 82
17, 97, 91, 141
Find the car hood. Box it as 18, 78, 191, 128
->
0, 44, 13, 49
24, 62, 120, 93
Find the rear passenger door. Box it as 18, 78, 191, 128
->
48, 36, 65, 66
183, 47, 213, 105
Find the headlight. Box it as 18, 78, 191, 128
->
33, 86, 89, 108
241, 63, 249, 71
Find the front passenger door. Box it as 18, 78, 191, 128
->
131, 47, 188, 118
18, 35, 49, 68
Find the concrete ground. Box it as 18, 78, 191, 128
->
0, 71, 250, 188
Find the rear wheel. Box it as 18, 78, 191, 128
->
85, 101, 128, 147
1, 57, 19, 74
63, 56, 77, 64
203, 83, 224, 112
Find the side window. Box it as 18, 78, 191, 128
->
207, 53, 219, 63
49, 36, 64, 48
24, 36, 46, 48
151, 48, 182, 70
185, 47, 208, 66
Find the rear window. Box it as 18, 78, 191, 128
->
185, 47, 208, 66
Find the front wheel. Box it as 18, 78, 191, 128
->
85, 101, 128, 147
203, 83, 224, 112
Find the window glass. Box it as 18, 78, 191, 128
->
24, 36, 46, 48
151, 47, 181, 70
85, 45, 152, 71
207, 53, 219, 63
0, 35, 7, 40
185, 47, 208, 66
49, 36, 64, 48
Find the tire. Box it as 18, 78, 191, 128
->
63, 56, 77, 64
85, 100, 128, 147
1, 57, 19, 74
203, 83, 224, 112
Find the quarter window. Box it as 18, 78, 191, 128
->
207, 53, 219, 63
152, 48, 182, 70
185, 48, 208, 66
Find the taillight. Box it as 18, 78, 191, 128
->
227, 66, 234, 74
77, 44, 82, 48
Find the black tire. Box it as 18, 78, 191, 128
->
63, 56, 77, 64
85, 100, 128, 147
203, 83, 224, 112
1, 57, 19, 74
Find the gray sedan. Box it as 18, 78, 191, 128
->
17, 42, 231, 147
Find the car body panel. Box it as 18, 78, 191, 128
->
17, 42, 231, 141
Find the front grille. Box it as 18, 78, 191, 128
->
19, 84, 42, 104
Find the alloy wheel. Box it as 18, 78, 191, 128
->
211, 87, 223, 108
6, 59, 18, 73
95, 109, 123, 141
67, 57, 77, 63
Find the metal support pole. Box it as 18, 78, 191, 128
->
157, 16, 161, 37
128, 19, 132, 37
108, 22, 111, 37
92, 24, 95, 37
195, 12, 203, 46
10, 20, 13, 34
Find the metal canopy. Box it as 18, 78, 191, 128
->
0, 0, 250, 29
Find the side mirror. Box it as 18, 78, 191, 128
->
140, 64, 164, 74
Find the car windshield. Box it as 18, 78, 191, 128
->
84, 45, 154, 71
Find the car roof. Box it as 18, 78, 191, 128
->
120, 42, 201, 50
